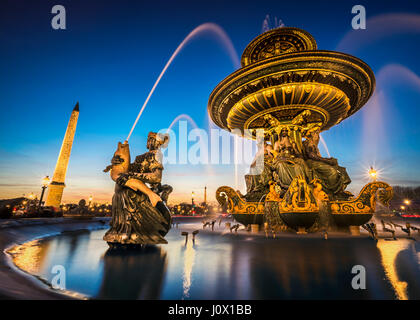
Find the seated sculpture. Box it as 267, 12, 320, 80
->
271, 127, 314, 192
244, 141, 274, 201
244, 127, 314, 201
243, 111, 351, 202
302, 124, 352, 200
103, 132, 172, 246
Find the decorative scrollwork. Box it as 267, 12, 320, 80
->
330, 181, 393, 214
216, 186, 264, 214
279, 176, 318, 213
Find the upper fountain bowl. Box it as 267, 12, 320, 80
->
208, 27, 375, 137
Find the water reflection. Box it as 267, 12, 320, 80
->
182, 239, 196, 299
8, 228, 420, 300
376, 239, 420, 300
96, 246, 166, 299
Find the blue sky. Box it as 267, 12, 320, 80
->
1, 0, 420, 203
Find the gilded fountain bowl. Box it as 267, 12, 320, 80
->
208, 27, 375, 137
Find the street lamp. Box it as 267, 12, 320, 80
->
191, 191, 195, 206
404, 199, 411, 212
368, 166, 377, 181
39, 176, 50, 207
89, 195, 93, 207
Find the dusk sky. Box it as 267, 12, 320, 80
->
1, 0, 420, 204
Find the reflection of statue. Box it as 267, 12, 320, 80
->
303, 125, 351, 199
96, 246, 166, 299
103, 132, 172, 246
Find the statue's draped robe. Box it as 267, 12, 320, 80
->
104, 151, 171, 245
245, 152, 273, 201
303, 140, 351, 197
272, 151, 314, 188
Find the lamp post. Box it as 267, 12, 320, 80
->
89, 195, 93, 207
191, 191, 196, 216
39, 176, 50, 207
404, 199, 411, 212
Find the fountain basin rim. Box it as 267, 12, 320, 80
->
208, 50, 375, 132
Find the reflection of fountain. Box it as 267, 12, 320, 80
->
376, 240, 410, 300
8, 240, 50, 275
209, 27, 394, 232
126, 23, 240, 141
182, 239, 196, 299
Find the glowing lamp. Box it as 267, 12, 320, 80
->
368, 166, 377, 181
42, 176, 50, 187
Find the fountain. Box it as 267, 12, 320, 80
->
209, 27, 394, 233
126, 23, 240, 142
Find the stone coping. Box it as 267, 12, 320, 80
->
0, 217, 110, 300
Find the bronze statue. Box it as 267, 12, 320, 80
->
244, 140, 273, 201
302, 124, 351, 200
103, 132, 172, 247
271, 127, 313, 190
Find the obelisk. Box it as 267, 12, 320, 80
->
45, 102, 79, 208
204, 186, 207, 205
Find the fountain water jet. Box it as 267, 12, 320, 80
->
126, 23, 240, 141
319, 134, 331, 158
166, 114, 199, 133
361, 64, 420, 163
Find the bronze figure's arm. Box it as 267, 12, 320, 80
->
131, 169, 162, 184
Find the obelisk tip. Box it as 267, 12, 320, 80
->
73, 102, 79, 112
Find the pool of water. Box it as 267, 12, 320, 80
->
8, 222, 420, 299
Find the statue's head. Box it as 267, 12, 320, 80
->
147, 132, 170, 150
305, 122, 322, 139
279, 127, 289, 137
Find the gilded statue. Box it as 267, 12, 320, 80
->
103, 132, 172, 246
303, 124, 352, 200
244, 140, 274, 201
271, 127, 313, 190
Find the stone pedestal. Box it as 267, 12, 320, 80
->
251, 224, 259, 233
349, 225, 360, 236
297, 227, 307, 234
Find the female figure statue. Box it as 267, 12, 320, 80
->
103, 132, 172, 246
244, 140, 274, 201
303, 125, 351, 199
271, 127, 313, 191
